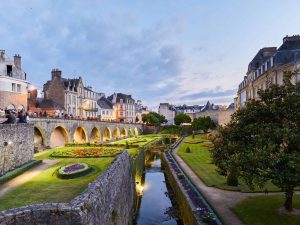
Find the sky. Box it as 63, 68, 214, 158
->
1, 0, 300, 110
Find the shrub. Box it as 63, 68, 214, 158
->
185, 147, 191, 153
125, 141, 129, 149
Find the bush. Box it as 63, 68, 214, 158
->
227, 170, 239, 186
185, 147, 191, 153
125, 141, 129, 149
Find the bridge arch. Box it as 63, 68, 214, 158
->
74, 126, 88, 144
128, 128, 134, 137
50, 126, 70, 148
121, 127, 127, 137
90, 127, 101, 144
139, 128, 143, 135
113, 127, 121, 139
34, 126, 46, 150
134, 127, 139, 136
103, 127, 112, 141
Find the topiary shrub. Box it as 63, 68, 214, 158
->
125, 141, 129, 149
185, 147, 191, 153
57, 163, 92, 179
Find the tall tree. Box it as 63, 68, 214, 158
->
211, 71, 300, 211
192, 116, 215, 132
174, 113, 191, 125
142, 112, 167, 126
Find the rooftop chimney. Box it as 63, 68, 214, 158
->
51, 68, 62, 80
14, 54, 21, 69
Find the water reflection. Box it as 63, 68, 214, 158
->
134, 152, 183, 225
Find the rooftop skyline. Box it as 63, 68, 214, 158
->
1, 0, 300, 109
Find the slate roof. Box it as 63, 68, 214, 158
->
107, 93, 134, 103
38, 99, 64, 110
97, 97, 113, 109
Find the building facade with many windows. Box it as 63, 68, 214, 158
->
107, 93, 135, 123
43, 69, 101, 118
0, 50, 28, 111
236, 35, 300, 108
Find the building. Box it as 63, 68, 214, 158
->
175, 104, 203, 114
97, 96, 115, 121
0, 50, 28, 111
43, 69, 100, 119
158, 103, 176, 125
107, 93, 135, 123
236, 35, 300, 108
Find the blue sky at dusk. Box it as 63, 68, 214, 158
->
1, 0, 300, 109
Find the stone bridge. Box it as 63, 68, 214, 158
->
30, 118, 144, 148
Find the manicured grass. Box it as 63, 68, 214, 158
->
177, 134, 280, 192
113, 135, 160, 147
0, 157, 113, 211
233, 194, 300, 225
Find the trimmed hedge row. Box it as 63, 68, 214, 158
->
0, 160, 42, 184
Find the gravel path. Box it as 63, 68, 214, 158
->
0, 159, 57, 197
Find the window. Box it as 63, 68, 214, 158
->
17, 84, 21, 92
7, 65, 12, 76
12, 83, 16, 92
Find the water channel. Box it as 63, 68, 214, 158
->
134, 151, 183, 225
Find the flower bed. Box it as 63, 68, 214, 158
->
57, 163, 92, 179
184, 141, 204, 144
51, 148, 123, 158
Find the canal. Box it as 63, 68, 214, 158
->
134, 152, 183, 225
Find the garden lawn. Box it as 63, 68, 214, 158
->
112, 135, 160, 147
177, 134, 280, 192
233, 194, 300, 225
0, 157, 113, 211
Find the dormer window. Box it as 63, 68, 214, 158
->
7, 65, 12, 76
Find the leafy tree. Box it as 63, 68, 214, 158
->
211, 71, 300, 211
174, 113, 192, 125
192, 116, 215, 132
142, 112, 167, 126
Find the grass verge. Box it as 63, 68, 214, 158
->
233, 194, 300, 225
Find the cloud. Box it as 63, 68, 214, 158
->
180, 88, 236, 101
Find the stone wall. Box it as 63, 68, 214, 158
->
0, 152, 136, 225
187, 109, 234, 126
0, 124, 34, 175
0, 91, 27, 111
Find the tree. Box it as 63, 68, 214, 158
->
142, 112, 167, 126
174, 113, 191, 125
211, 71, 300, 211
192, 116, 215, 132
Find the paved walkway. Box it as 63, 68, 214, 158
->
0, 159, 57, 197
172, 138, 276, 225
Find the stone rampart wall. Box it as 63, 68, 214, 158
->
187, 110, 234, 126
0, 152, 135, 225
0, 124, 34, 175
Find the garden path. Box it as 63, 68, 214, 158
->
172, 138, 293, 225
0, 159, 57, 197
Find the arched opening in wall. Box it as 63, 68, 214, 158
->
139, 128, 143, 135
113, 127, 121, 139
134, 127, 139, 136
18, 105, 25, 112
90, 127, 101, 144
50, 126, 70, 148
121, 127, 127, 138
6, 104, 16, 110
34, 126, 45, 151
74, 127, 88, 144
128, 128, 134, 137
103, 127, 112, 141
